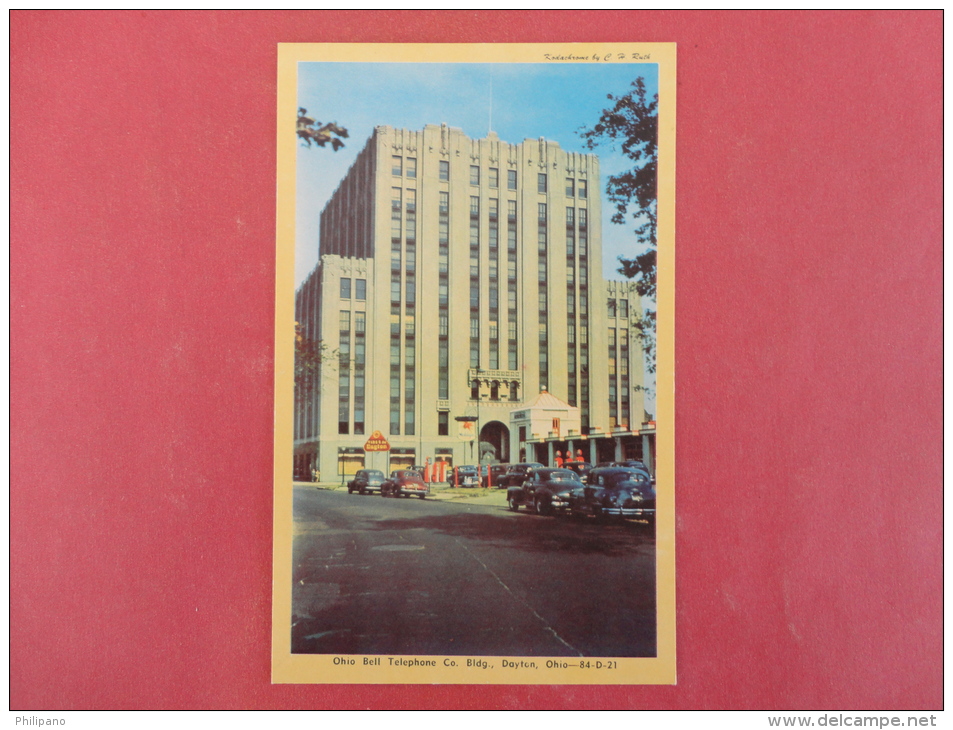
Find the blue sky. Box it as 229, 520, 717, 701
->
295, 61, 658, 286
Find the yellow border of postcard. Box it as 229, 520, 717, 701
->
273, 42, 675, 685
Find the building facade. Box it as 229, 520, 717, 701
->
294, 124, 647, 481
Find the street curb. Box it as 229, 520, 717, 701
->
294, 481, 508, 505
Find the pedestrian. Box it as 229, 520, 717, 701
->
555, 450, 563, 467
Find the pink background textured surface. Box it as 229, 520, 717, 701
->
10, 11, 942, 709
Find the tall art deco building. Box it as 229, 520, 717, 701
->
295, 124, 649, 481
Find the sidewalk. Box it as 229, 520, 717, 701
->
297, 480, 509, 506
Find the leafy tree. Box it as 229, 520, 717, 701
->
295, 322, 337, 399
297, 108, 349, 151
579, 77, 658, 376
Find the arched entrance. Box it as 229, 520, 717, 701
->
479, 421, 510, 463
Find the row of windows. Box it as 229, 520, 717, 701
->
391, 154, 588, 200
471, 379, 520, 402
392, 156, 416, 178
340, 277, 366, 301
607, 298, 630, 319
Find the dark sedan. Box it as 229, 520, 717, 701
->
498, 462, 545, 489
506, 468, 585, 516
381, 470, 429, 499
568, 467, 655, 522
561, 461, 593, 484
613, 460, 651, 476
347, 469, 385, 495
485, 463, 510, 488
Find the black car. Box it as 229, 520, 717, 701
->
561, 461, 593, 484
347, 469, 385, 495
498, 462, 545, 489
612, 460, 651, 475
454, 465, 480, 487
485, 463, 510, 488
381, 470, 429, 499
507, 467, 585, 516
568, 467, 655, 522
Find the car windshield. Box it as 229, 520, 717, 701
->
540, 469, 578, 481
609, 476, 650, 490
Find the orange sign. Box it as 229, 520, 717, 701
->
363, 430, 391, 452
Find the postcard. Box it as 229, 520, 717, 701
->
273, 42, 675, 685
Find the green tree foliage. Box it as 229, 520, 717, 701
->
295, 322, 336, 399
579, 77, 658, 376
297, 108, 349, 151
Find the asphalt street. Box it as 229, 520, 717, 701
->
291, 486, 656, 657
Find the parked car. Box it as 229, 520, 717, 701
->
347, 469, 386, 495
381, 470, 430, 499
561, 461, 593, 484
568, 467, 655, 522
612, 460, 651, 476
454, 465, 480, 487
485, 463, 510, 488
506, 467, 585, 516
498, 462, 545, 489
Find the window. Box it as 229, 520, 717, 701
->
490, 381, 500, 401
392, 156, 402, 176
489, 167, 499, 188
406, 157, 416, 178
566, 207, 575, 227
439, 160, 450, 181
619, 300, 628, 318
355, 279, 366, 300
439, 314, 449, 337
538, 202, 547, 222
470, 165, 480, 186
471, 380, 480, 400
355, 311, 365, 334
339, 310, 350, 332
507, 199, 517, 220
405, 188, 416, 212
438, 412, 449, 436
566, 178, 574, 197
538, 173, 547, 194
579, 179, 587, 199
507, 169, 517, 190
510, 382, 519, 400
439, 191, 449, 215
608, 298, 617, 318
579, 208, 587, 228
340, 278, 351, 299
470, 196, 480, 216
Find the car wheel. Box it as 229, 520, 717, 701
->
507, 496, 520, 512
534, 496, 553, 516
418, 494, 426, 500
359, 487, 366, 495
